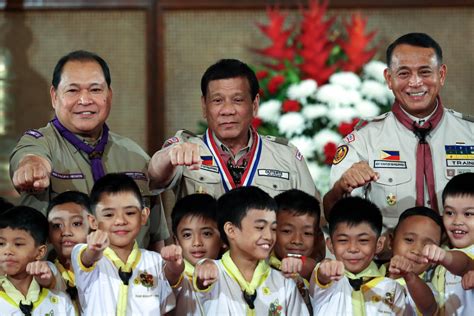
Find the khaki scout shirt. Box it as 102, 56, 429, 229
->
163, 129, 319, 200
9, 122, 169, 246
330, 108, 474, 229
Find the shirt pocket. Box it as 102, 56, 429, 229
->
254, 175, 292, 196
182, 170, 223, 197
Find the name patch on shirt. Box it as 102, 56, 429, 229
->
124, 172, 148, 181
373, 160, 407, 169
200, 165, 219, 173
258, 169, 290, 180
445, 145, 474, 168
51, 171, 85, 179
25, 129, 43, 139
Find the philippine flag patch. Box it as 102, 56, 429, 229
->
201, 156, 213, 166
380, 150, 400, 161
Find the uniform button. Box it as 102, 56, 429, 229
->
199, 177, 204, 181
427, 200, 431, 205
388, 178, 393, 183
273, 184, 277, 189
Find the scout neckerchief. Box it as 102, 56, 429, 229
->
103, 242, 141, 316
345, 261, 383, 316
54, 259, 78, 302
184, 259, 195, 279
392, 97, 444, 213
0, 276, 41, 315
52, 117, 109, 182
221, 251, 270, 315
203, 128, 262, 192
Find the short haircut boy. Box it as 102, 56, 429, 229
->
442, 172, 474, 203
274, 189, 320, 224
46, 191, 93, 216
328, 196, 382, 237
90, 172, 144, 211
171, 193, 217, 236
393, 206, 444, 239
0, 206, 48, 245
217, 186, 277, 245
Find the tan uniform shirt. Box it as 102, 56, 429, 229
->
330, 108, 474, 228
163, 129, 319, 200
9, 122, 169, 246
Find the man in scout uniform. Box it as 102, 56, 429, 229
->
148, 58, 318, 200
9, 50, 168, 249
324, 33, 474, 230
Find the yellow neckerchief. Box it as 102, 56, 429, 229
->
54, 259, 75, 287
268, 252, 282, 270
433, 244, 474, 313
103, 242, 141, 316
345, 261, 383, 316
221, 251, 270, 316
184, 259, 195, 279
0, 276, 41, 305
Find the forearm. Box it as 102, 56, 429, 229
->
441, 250, 474, 276
164, 263, 184, 286
148, 148, 178, 189
404, 272, 437, 316
80, 248, 103, 268
35, 274, 56, 289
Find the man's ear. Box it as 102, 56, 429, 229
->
223, 222, 236, 242
50, 86, 58, 110
141, 207, 151, 225
375, 235, 386, 255
36, 244, 48, 260
383, 68, 393, 90
326, 237, 334, 255
88, 214, 98, 230
201, 96, 207, 119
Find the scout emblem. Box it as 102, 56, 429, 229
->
138, 271, 154, 288
333, 145, 348, 165
386, 193, 396, 206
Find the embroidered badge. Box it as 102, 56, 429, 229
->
201, 155, 214, 166
373, 160, 407, 169
268, 299, 283, 316
50, 295, 58, 304
380, 150, 400, 161
51, 171, 85, 179
295, 150, 303, 161
384, 291, 395, 307
262, 287, 271, 295
136, 271, 154, 288
332, 145, 348, 165
195, 186, 207, 194
344, 133, 355, 143
371, 295, 381, 303
446, 169, 455, 177
386, 193, 396, 206
445, 144, 474, 168
123, 172, 148, 181
162, 136, 180, 148
257, 169, 290, 180
25, 129, 43, 138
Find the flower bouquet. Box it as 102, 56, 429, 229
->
253, 0, 394, 194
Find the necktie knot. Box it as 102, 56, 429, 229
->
118, 268, 133, 285
242, 290, 257, 309
66, 282, 78, 300
348, 276, 375, 291
412, 121, 432, 144
89, 151, 104, 159
19, 301, 33, 316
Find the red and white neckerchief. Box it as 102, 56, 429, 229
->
203, 128, 262, 192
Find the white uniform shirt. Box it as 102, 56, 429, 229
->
71, 244, 175, 315
0, 287, 74, 316
171, 275, 203, 316
196, 260, 310, 315
432, 245, 474, 315
330, 108, 474, 228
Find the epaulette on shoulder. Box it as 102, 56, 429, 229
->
177, 129, 198, 140
355, 112, 390, 131
264, 135, 289, 146
446, 108, 474, 123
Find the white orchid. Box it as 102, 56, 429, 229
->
278, 112, 306, 137
363, 60, 387, 83
354, 99, 381, 118
313, 128, 342, 154
330, 71, 361, 90
287, 79, 318, 102
359, 79, 394, 105
290, 136, 317, 158
301, 104, 328, 120
258, 100, 281, 123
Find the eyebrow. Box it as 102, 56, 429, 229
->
254, 219, 277, 225
335, 232, 370, 237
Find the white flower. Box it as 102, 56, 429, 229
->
306, 162, 331, 195
287, 79, 318, 102
329, 72, 361, 90
327, 106, 358, 126
359, 80, 393, 105
316, 84, 354, 108
258, 100, 281, 123
363, 60, 387, 83
301, 104, 328, 120
354, 99, 381, 118
313, 128, 342, 154
289, 136, 316, 158
278, 112, 306, 137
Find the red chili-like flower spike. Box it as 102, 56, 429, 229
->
337, 13, 377, 73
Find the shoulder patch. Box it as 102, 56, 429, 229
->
264, 135, 289, 146
175, 129, 198, 140
446, 108, 474, 123
355, 112, 390, 131
332, 145, 348, 165
24, 129, 43, 139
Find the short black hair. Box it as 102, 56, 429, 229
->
201, 59, 259, 101
393, 206, 444, 240
217, 186, 277, 245
442, 172, 474, 204
0, 206, 49, 245
46, 191, 92, 217
274, 189, 320, 226
90, 173, 144, 213
386, 33, 443, 67
328, 197, 382, 237
52, 50, 111, 89
171, 193, 217, 236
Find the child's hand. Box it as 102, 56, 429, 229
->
462, 270, 474, 290
87, 229, 109, 253
422, 244, 446, 264
26, 261, 54, 287
161, 244, 184, 276
194, 260, 218, 289
281, 256, 303, 278
389, 255, 414, 276
317, 259, 344, 285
